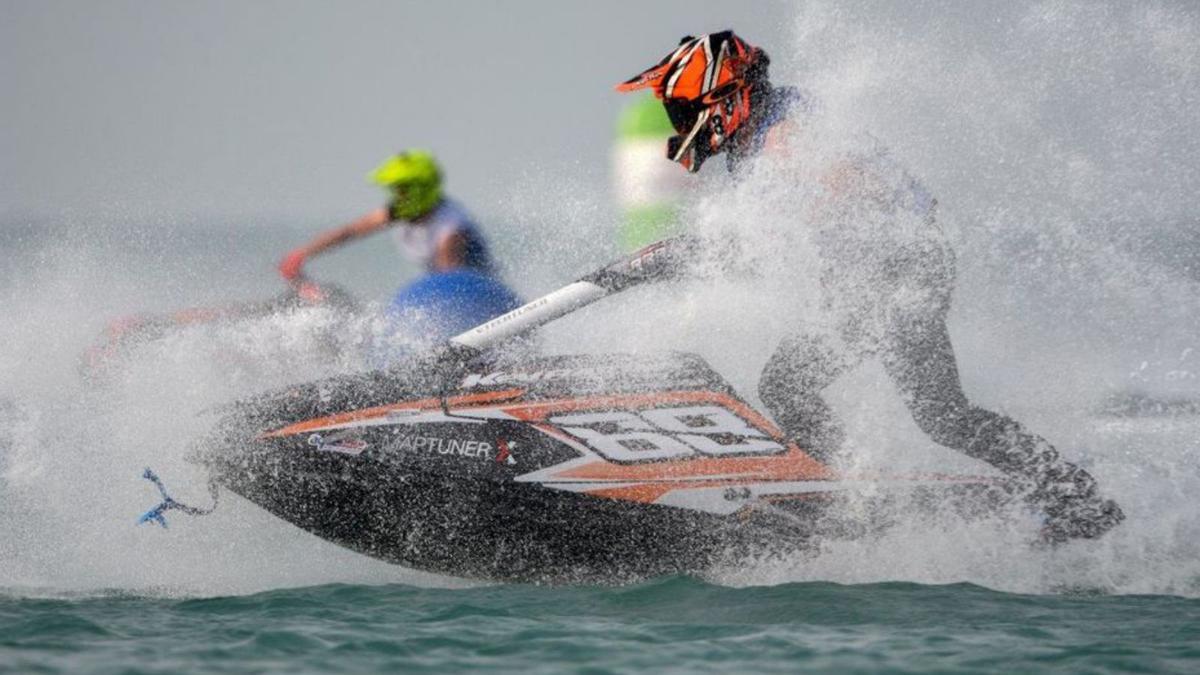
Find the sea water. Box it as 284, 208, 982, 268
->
5, 579, 1200, 674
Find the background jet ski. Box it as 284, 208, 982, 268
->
81, 276, 359, 380
82, 269, 523, 380
186, 238, 1011, 583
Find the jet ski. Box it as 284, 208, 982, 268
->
81, 278, 359, 380
188, 238, 1010, 583
83, 270, 523, 379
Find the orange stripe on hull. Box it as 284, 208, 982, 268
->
261, 389, 525, 438
585, 483, 678, 503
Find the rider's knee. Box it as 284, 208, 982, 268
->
908, 403, 998, 452
762, 336, 833, 407
758, 363, 792, 411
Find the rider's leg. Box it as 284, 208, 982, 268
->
759, 331, 862, 464
880, 306, 1124, 540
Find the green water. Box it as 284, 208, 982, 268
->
3, 578, 1197, 674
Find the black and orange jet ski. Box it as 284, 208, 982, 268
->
187, 237, 1009, 583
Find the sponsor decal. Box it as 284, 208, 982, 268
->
390, 434, 493, 461
469, 296, 550, 335
460, 366, 606, 389
723, 486, 752, 502
307, 430, 369, 456
628, 239, 670, 274
495, 438, 517, 466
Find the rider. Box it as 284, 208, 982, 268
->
278, 150, 497, 287
617, 31, 1124, 542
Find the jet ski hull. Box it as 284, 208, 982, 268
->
194, 352, 999, 583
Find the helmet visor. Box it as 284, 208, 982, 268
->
663, 97, 705, 135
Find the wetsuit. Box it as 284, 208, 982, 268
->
390, 197, 497, 276
743, 86, 1123, 540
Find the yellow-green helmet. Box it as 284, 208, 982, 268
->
369, 150, 443, 220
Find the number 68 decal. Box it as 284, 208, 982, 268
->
548, 405, 785, 463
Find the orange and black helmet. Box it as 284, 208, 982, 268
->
617, 31, 767, 172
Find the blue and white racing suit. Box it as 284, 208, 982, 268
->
390, 197, 497, 276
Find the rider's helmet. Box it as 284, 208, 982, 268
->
616, 31, 768, 173
369, 150, 443, 220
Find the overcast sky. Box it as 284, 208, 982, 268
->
1, 0, 795, 223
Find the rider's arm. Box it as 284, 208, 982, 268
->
761, 118, 799, 158
819, 158, 892, 210
302, 207, 392, 256
432, 230, 469, 272
279, 208, 391, 281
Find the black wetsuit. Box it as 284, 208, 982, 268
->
739, 85, 1123, 541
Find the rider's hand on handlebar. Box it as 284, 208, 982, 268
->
295, 281, 326, 304
279, 249, 307, 282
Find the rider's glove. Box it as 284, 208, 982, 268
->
295, 281, 326, 304
278, 248, 307, 281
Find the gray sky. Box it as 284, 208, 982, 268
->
1, 0, 795, 223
